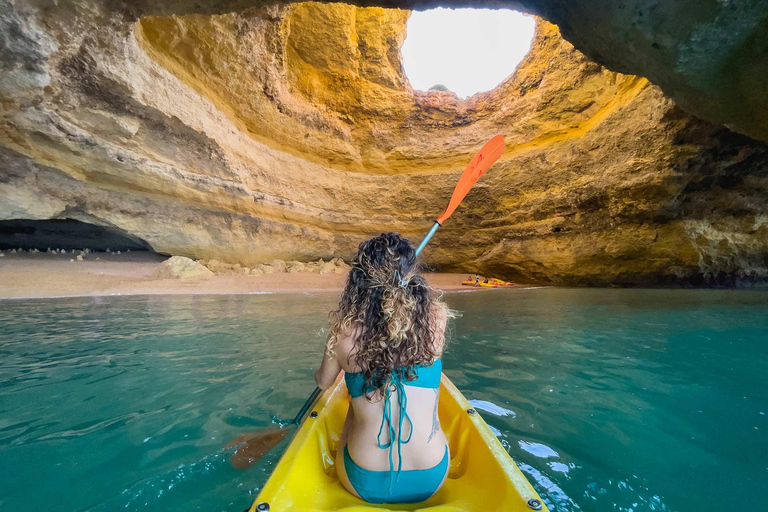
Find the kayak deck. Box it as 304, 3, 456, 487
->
249, 374, 548, 511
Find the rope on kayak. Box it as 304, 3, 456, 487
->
376, 370, 413, 493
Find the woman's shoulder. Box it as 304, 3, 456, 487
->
428, 302, 450, 355
334, 322, 362, 372
430, 301, 449, 330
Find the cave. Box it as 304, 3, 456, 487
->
0, 219, 152, 252
1, 0, 768, 286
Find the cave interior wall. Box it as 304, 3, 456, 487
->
1, 1, 767, 286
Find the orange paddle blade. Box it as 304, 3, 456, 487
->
436, 134, 505, 225
227, 427, 290, 470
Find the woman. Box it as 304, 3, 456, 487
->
314, 232, 453, 504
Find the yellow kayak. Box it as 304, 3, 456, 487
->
461, 281, 499, 288
249, 374, 548, 512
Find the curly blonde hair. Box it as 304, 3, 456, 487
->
326, 232, 452, 398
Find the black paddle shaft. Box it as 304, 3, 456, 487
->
292, 386, 322, 425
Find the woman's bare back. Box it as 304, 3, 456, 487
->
333, 306, 449, 472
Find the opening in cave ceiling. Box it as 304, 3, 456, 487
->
401, 8, 536, 98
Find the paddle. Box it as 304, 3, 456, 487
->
415, 134, 505, 255
228, 134, 505, 470
228, 387, 322, 470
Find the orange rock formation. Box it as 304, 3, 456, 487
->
1, 2, 767, 285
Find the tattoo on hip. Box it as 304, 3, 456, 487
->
427, 388, 440, 442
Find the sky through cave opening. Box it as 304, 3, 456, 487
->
402, 8, 536, 98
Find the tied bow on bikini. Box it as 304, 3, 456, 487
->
377, 369, 414, 493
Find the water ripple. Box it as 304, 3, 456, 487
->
468, 399, 516, 417
518, 440, 560, 459
85, 446, 240, 512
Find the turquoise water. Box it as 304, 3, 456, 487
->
1, 289, 767, 511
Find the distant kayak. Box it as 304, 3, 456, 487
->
461, 278, 515, 288
248, 374, 548, 511
462, 281, 499, 288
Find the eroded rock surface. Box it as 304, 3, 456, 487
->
1, 1, 767, 286
43, 0, 767, 142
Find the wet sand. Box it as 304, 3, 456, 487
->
0, 251, 499, 299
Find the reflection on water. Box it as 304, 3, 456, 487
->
519, 441, 559, 459
468, 399, 516, 417
1, 289, 767, 511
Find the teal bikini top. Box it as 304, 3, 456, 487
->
344, 359, 442, 492
345, 359, 442, 398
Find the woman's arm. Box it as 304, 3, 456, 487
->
314, 350, 342, 391
431, 303, 449, 356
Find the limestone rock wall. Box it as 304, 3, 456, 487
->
1, 1, 768, 286
78, 0, 768, 144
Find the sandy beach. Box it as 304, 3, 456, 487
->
0, 251, 508, 299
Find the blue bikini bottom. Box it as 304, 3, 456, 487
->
343, 445, 449, 504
